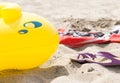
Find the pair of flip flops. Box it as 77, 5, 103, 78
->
71, 51, 120, 66
58, 25, 120, 48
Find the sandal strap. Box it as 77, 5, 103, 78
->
76, 51, 120, 66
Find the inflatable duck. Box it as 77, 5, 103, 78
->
0, 3, 59, 70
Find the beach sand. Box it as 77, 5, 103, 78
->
0, 0, 120, 83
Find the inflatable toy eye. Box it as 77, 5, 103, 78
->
18, 29, 28, 34
23, 21, 42, 29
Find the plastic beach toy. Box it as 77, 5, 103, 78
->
0, 3, 59, 70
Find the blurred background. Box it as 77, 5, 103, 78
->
1, 0, 120, 21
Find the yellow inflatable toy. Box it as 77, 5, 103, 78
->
0, 3, 59, 70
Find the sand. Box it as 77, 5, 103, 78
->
0, 0, 120, 83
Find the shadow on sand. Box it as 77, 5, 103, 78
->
0, 66, 69, 83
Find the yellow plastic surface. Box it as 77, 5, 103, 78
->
0, 3, 59, 70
